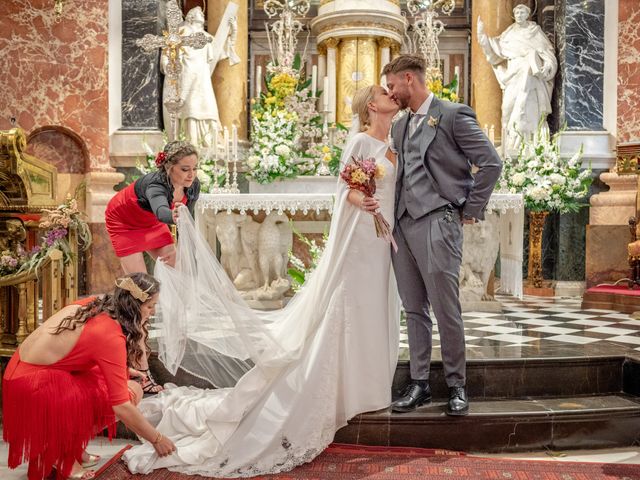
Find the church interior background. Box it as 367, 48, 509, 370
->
3, 0, 640, 477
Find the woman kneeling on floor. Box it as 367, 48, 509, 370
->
2, 273, 176, 480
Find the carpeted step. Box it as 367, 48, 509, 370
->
335, 393, 640, 453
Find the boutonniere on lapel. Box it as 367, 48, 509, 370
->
427, 115, 439, 128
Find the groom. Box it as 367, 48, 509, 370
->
383, 55, 502, 416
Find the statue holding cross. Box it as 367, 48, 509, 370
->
137, 0, 240, 144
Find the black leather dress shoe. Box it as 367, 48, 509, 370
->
391, 383, 432, 413
446, 386, 469, 416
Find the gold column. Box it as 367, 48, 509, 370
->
337, 37, 378, 125
209, 0, 249, 139
471, 0, 512, 143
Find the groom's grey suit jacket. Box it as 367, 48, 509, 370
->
392, 97, 502, 220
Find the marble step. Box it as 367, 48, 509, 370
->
334, 393, 640, 453
148, 354, 640, 401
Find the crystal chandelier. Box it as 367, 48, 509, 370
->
404, 0, 456, 82
264, 0, 310, 77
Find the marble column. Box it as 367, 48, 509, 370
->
470, 0, 512, 144
325, 38, 339, 124
617, 0, 640, 143
121, 0, 164, 130
209, 0, 249, 139
554, 0, 605, 131
379, 38, 392, 73
317, 44, 327, 114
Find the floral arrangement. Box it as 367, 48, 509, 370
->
0, 247, 26, 276
248, 54, 349, 183
340, 156, 397, 251
428, 74, 460, 103
20, 193, 92, 274
498, 125, 592, 213
287, 227, 328, 292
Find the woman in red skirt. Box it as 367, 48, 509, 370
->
2, 273, 176, 480
106, 140, 200, 273
106, 140, 200, 391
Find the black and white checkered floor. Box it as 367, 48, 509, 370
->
399, 295, 640, 361
149, 295, 640, 362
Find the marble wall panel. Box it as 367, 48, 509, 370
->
0, 0, 109, 169
121, 0, 164, 130
617, 0, 640, 143
555, 0, 605, 131
26, 127, 88, 173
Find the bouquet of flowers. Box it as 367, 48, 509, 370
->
340, 156, 397, 252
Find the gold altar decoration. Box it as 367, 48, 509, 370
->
0, 128, 81, 357
527, 210, 548, 289
337, 38, 378, 124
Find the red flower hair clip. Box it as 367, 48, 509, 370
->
155, 151, 167, 167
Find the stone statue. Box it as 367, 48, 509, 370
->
477, 4, 557, 153
459, 214, 500, 305
214, 212, 291, 304
161, 6, 240, 146
0, 219, 26, 255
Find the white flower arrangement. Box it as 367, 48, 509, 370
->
498, 126, 592, 213
248, 55, 345, 183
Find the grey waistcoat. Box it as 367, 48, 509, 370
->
397, 119, 449, 219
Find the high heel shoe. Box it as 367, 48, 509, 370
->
81, 453, 100, 468
68, 468, 95, 480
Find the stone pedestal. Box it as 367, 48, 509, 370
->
589, 172, 637, 225
85, 171, 125, 294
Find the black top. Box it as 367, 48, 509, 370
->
133, 171, 201, 224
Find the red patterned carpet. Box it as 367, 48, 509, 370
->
95, 444, 640, 480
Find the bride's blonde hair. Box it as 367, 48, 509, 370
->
351, 85, 377, 132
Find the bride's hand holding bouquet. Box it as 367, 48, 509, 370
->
340, 155, 398, 252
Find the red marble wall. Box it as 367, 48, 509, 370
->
618, 0, 640, 143
0, 0, 109, 169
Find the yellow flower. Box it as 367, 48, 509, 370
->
269, 72, 298, 98
351, 168, 368, 185
265, 96, 277, 105
250, 98, 256, 105
450, 93, 459, 102
442, 88, 450, 94
322, 145, 331, 154
375, 164, 386, 179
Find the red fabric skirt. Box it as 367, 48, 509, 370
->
105, 182, 174, 257
2, 353, 118, 480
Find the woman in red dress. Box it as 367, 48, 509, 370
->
2, 273, 176, 480
106, 140, 200, 273
105, 140, 200, 391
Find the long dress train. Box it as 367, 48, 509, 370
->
123, 133, 401, 476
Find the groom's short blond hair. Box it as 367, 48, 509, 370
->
381, 55, 426, 78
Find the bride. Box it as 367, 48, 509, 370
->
124, 85, 402, 476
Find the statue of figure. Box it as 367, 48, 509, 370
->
459, 214, 500, 304
477, 4, 557, 153
161, 6, 240, 146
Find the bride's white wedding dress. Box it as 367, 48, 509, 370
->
123, 132, 401, 477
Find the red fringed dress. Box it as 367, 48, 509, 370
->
2, 298, 132, 480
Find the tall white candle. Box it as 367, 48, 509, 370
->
311, 65, 317, 97
454, 66, 460, 94
232, 125, 238, 157
323, 76, 329, 110
213, 124, 219, 160
223, 127, 230, 160
256, 65, 262, 97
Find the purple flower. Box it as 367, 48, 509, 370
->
45, 228, 67, 246
30, 245, 41, 254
